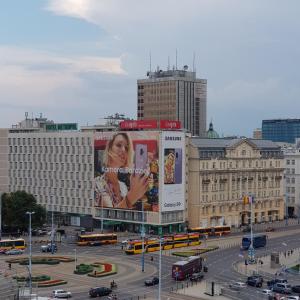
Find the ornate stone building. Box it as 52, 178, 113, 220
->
188, 138, 284, 228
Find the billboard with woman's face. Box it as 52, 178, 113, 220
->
94, 131, 159, 212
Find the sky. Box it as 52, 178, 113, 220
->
1, 0, 300, 136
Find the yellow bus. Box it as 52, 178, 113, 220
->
77, 233, 118, 246
188, 226, 231, 237
0, 238, 26, 252
125, 233, 200, 255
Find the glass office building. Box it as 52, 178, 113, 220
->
262, 119, 300, 143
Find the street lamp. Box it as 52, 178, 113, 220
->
51, 203, 55, 254
26, 211, 35, 296
158, 237, 164, 300
74, 249, 77, 272
141, 201, 145, 272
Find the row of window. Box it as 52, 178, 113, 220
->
9, 136, 92, 146
10, 160, 93, 172
201, 160, 281, 169
200, 200, 281, 215
10, 153, 93, 164
10, 170, 92, 181
286, 159, 296, 165
10, 145, 92, 155
201, 190, 281, 202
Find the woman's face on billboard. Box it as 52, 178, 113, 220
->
110, 134, 129, 167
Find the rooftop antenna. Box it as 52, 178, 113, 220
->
149, 51, 152, 72
193, 52, 196, 72
175, 49, 178, 70
167, 55, 170, 70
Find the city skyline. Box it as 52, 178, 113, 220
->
1, 0, 300, 137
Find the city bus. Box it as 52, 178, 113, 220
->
172, 256, 203, 280
241, 234, 267, 250
77, 233, 118, 246
0, 238, 26, 252
124, 233, 200, 255
188, 226, 231, 237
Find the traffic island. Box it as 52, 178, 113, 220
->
74, 263, 94, 274
6, 256, 74, 265
13, 275, 67, 287
172, 246, 219, 257
88, 262, 117, 277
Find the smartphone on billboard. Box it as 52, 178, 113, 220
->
175, 148, 182, 184
135, 144, 148, 173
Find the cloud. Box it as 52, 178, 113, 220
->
0, 46, 125, 101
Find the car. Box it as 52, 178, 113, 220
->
292, 285, 300, 293
229, 281, 247, 290
5, 249, 24, 255
267, 278, 288, 288
144, 277, 159, 286
261, 289, 273, 296
266, 227, 275, 232
247, 275, 263, 287
52, 289, 72, 298
272, 283, 292, 295
284, 296, 300, 300
89, 287, 112, 298
41, 243, 57, 253
190, 272, 204, 282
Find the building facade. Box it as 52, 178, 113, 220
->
4, 116, 188, 234
262, 119, 300, 143
188, 138, 285, 228
137, 68, 207, 137
283, 144, 300, 219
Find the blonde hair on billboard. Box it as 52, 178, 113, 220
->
103, 132, 133, 168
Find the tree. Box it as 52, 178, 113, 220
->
1, 191, 46, 232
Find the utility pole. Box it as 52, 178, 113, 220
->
158, 237, 163, 300
51, 204, 54, 254
141, 201, 145, 272
0, 191, 2, 240
101, 198, 103, 233
26, 211, 35, 296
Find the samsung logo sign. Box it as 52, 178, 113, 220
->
165, 136, 182, 141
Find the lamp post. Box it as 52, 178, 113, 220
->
158, 237, 163, 300
285, 193, 288, 226
0, 191, 2, 240
141, 201, 145, 272
101, 198, 103, 233
74, 249, 77, 272
51, 204, 55, 254
26, 211, 35, 296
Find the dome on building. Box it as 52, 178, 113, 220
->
206, 121, 219, 138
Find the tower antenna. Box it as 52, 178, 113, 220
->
167, 55, 170, 70
175, 49, 178, 70
193, 52, 196, 72
149, 51, 152, 72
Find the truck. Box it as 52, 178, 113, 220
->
172, 256, 202, 281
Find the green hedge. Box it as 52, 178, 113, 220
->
74, 264, 94, 274
172, 246, 219, 257
19, 259, 59, 265
13, 275, 51, 282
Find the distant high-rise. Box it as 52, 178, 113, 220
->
262, 119, 300, 143
137, 67, 207, 136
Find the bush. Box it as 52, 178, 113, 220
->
74, 264, 94, 275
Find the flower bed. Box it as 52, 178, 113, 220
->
74, 264, 94, 275
13, 275, 51, 282
37, 279, 67, 288
88, 262, 117, 278
6, 256, 74, 265
172, 246, 219, 257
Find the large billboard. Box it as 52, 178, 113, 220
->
94, 131, 160, 212
160, 131, 185, 212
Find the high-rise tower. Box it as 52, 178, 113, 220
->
137, 67, 207, 136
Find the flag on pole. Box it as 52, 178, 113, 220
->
249, 196, 255, 204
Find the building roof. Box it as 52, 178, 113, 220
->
191, 137, 280, 150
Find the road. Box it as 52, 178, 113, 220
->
1, 225, 300, 299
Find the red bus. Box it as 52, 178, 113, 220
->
172, 256, 202, 281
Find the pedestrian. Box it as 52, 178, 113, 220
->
150, 256, 153, 262
291, 249, 293, 255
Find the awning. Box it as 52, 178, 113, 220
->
104, 220, 123, 225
